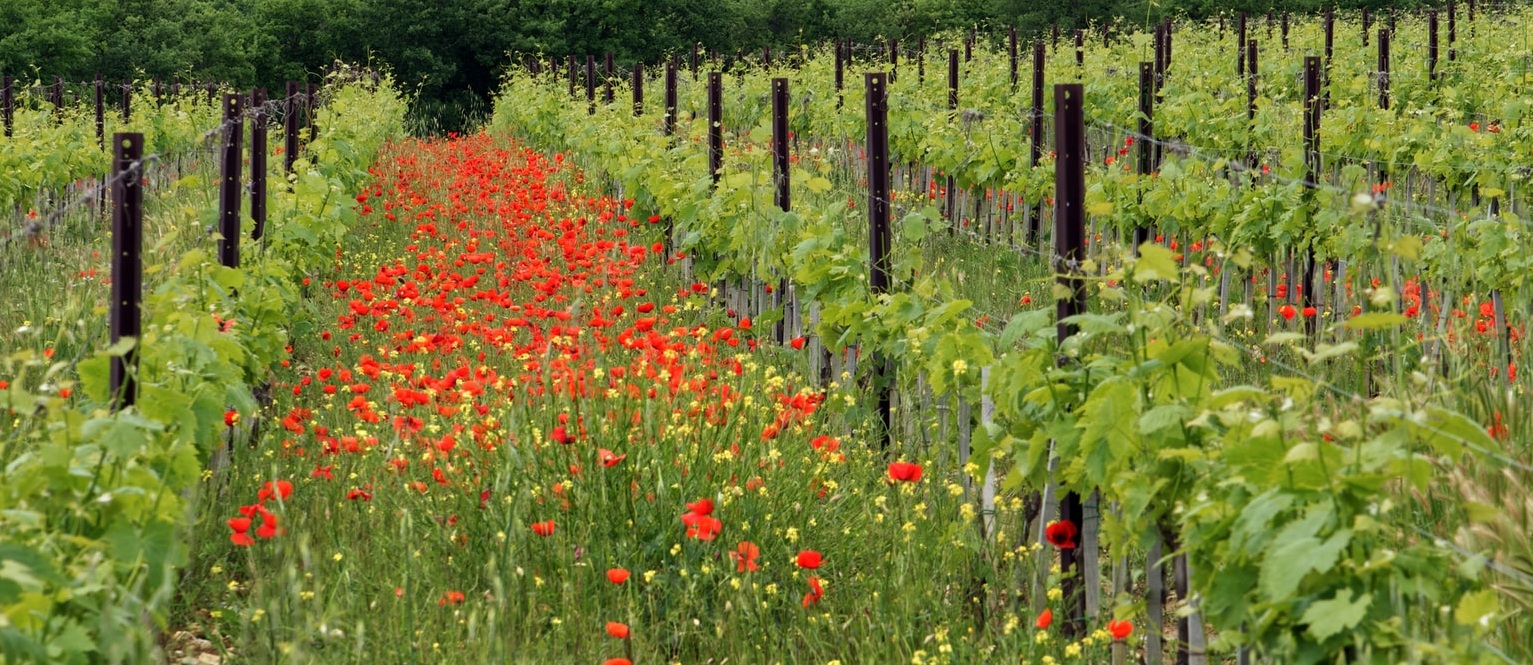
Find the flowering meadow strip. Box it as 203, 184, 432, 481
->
175, 132, 1149, 663
0, 79, 404, 662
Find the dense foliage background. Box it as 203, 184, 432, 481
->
1, 0, 1438, 130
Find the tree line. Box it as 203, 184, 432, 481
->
1, 0, 1440, 132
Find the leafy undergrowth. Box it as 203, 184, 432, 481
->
175, 133, 1107, 664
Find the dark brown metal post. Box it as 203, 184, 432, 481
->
1029, 41, 1044, 245
1378, 30, 1391, 110
632, 62, 644, 116
1449, 1, 1458, 62
50, 77, 64, 120
305, 82, 318, 139
1303, 57, 1322, 340
1324, 11, 1335, 64
604, 52, 615, 104
218, 94, 244, 269
918, 37, 926, 83
284, 81, 300, 173
889, 39, 898, 83
1, 77, 11, 137
1430, 11, 1440, 81
1009, 27, 1019, 88
110, 132, 144, 410
866, 72, 892, 450
772, 76, 790, 343
121, 80, 131, 122
94, 77, 104, 149
1054, 82, 1088, 639
1135, 62, 1154, 252
586, 55, 597, 114
772, 78, 790, 213
1075, 29, 1084, 68
664, 60, 678, 136
947, 50, 959, 227
251, 88, 268, 241
708, 72, 722, 186
567, 55, 578, 98
835, 41, 845, 108
1248, 40, 1259, 123
1238, 13, 1248, 76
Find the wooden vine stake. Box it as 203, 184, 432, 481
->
1053, 82, 1088, 639
866, 72, 893, 451
110, 133, 145, 410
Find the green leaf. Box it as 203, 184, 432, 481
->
805, 177, 833, 193
78, 354, 111, 404
1454, 589, 1499, 628
1343, 312, 1408, 330
999, 310, 1052, 348
1077, 378, 1138, 488
103, 336, 137, 356
1302, 589, 1373, 641
1138, 404, 1189, 435
1133, 242, 1179, 282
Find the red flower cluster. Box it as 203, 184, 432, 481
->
227, 479, 293, 546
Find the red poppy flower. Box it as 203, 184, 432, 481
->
1045, 520, 1078, 549
796, 550, 823, 569
802, 575, 824, 607
256, 511, 279, 539
531, 520, 556, 537
605, 621, 630, 639
685, 498, 713, 516
681, 512, 722, 541
1108, 619, 1133, 640
438, 590, 465, 606
257, 479, 294, 502
606, 568, 631, 585
887, 461, 923, 483
1302, 306, 1317, 318
550, 425, 573, 444
605, 660, 633, 665
790, 336, 806, 350
810, 435, 840, 453
347, 488, 372, 501
311, 464, 333, 480
1278, 304, 1297, 321
224, 410, 240, 427
1036, 608, 1053, 629
598, 448, 626, 467
730, 541, 760, 572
